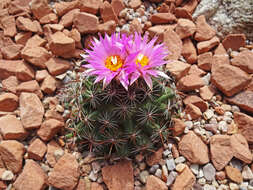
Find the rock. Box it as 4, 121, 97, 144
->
46, 140, 62, 167
166, 159, 176, 171
0, 140, 25, 173
163, 29, 182, 60
100, 1, 118, 23
37, 119, 64, 141
91, 182, 103, 190
25, 34, 47, 48
175, 19, 196, 39
225, 166, 243, 183
45, 57, 71, 76
98, 20, 117, 35
188, 65, 206, 77
182, 38, 197, 64
1, 44, 23, 60
15, 32, 32, 46
150, 13, 177, 24
177, 74, 205, 92
210, 135, 233, 170
179, 131, 209, 164
146, 148, 163, 166
166, 60, 190, 80
146, 175, 167, 190
199, 86, 215, 101
211, 64, 251, 97
16, 80, 43, 99
197, 36, 220, 54
198, 52, 213, 71
228, 90, 253, 113
16, 16, 37, 33
39, 13, 58, 24
231, 50, 253, 74
73, 12, 99, 34
0, 93, 18, 112
195, 15, 216, 41
183, 95, 208, 112
111, 0, 125, 16
54, 0, 79, 16
59, 9, 80, 28
35, 70, 49, 82
129, 19, 142, 34
79, 0, 102, 15
193, 0, 253, 41
16, 61, 35, 82
0, 115, 26, 140
30, 0, 52, 20
27, 138, 47, 161
173, 118, 186, 136
184, 103, 202, 120
102, 160, 134, 190
48, 153, 80, 190
222, 33, 246, 51
1, 16, 17, 37
139, 170, 149, 183
172, 166, 196, 190
175, 7, 193, 20
20, 92, 44, 130
2, 76, 19, 93
215, 171, 226, 181
1, 170, 14, 181
0, 60, 17, 80
21, 46, 51, 68
41, 75, 57, 95
148, 25, 176, 42
167, 171, 178, 186
203, 163, 216, 181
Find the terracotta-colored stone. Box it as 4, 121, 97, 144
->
1, 44, 23, 60
231, 50, 253, 74
102, 160, 134, 190
172, 118, 186, 136
16, 80, 43, 99
211, 64, 251, 97
175, 7, 193, 20
20, 92, 44, 130
54, 0, 79, 16
183, 95, 208, 112
98, 20, 117, 35
197, 36, 220, 54
146, 175, 167, 190
166, 60, 190, 80
0, 93, 18, 112
59, 9, 80, 28
111, 0, 125, 16
35, 70, 48, 83
100, 1, 118, 23
25, 34, 47, 48
73, 12, 99, 34
199, 85, 215, 101
198, 52, 213, 71
214, 43, 227, 55
146, 148, 163, 166
228, 91, 253, 114
21, 46, 51, 68
177, 74, 205, 92
8, 0, 31, 15
28, 138, 47, 161
222, 33, 246, 51
129, 19, 142, 34
16, 16, 37, 33
0, 60, 17, 80
188, 64, 206, 76
37, 119, 64, 141
79, 0, 102, 15
48, 153, 80, 190
2, 76, 19, 93
182, 0, 198, 14
91, 182, 103, 190
129, 0, 141, 9
0, 140, 25, 173
246, 79, 253, 92
148, 25, 176, 42
39, 13, 58, 24
1, 16, 17, 37
13, 159, 47, 190
210, 135, 233, 170
30, 0, 52, 20
164, 29, 182, 60
172, 166, 196, 190
195, 15, 216, 41
15, 32, 32, 46
40, 75, 57, 95
45, 110, 64, 122
46, 140, 62, 167
182, 38, 197, 64
225, 166, 243, 183
45, 57, 71, 76
184, 103, 202, 120
16, 61, 35, 81
175, 18, 196, 39
150, 13, 177, 24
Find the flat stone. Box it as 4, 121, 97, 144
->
231, 50, 253, 74
0, 60, 18, 80
166, 60, 191, 80
175, 18, 196, 39
203, 163, 216, 181
173, 118, 186, 136
199, 86, 215, 101
78, 0, 102, 15
1, 44, 23, 60
41, 75, 57, 95
16, 16, 38, 33
59, 9, 80, 28
25, 34, 47, 48
151, 13, 177, 24
111, 0, 125, 16
35, 70, 49, 82
182, 38, 197, 64
163, 29, 182, 60
197, 36, 220, 54
1, 16, 17, 37
177, 74, 205, 92
46, 140, 62, 167
2, 76, 19, 93
172, 166, 196, 190
198, 52, 213, 71
28, 138, 47, 161
183, 95, 208, 112
225, 166, 243, 183
0, 93, 18, 112
54, 0, 79, 16
222, 33, 246, 51
30, 0, 52, 20
100, 1, 118, 23
73, 12, 99, 34
195, 15, 216, 41
146, 175, 167, 190
146, 148, 163, 166
16, 80, 43, 99
98, 20, 117, 35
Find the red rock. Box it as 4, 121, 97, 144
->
146, 148, 163, 166
41, 75, 57, 95
68, 28, 82, 48
188, 64, 206, 76
222, 33, 246, 51
215, 171, 226, 181
212, 54, 230, 67
164, 29, 182, 60
111, 0, 125, 16
175, 7, 193, 20
0, 140, 25, 173
20, 92, 44, 130
234, 112, 253, 144
184, 103, 202, 120
91, 182, 103, 190
146, 175, 167, 190
8, 0, 31, 15
231, 50, 253, 74
100, 1, 118, 23
197, 36, 220, 54
129, 19, 142, 34
45, 58, 71, 76
150, 13, 177, 24
79, 0, 102, 15
98, 20, 117, 35
21, 46, 51, 69
16, 16, 37, 33
158, 3, 170, 13
30, 0, 52, 20
0, 93, 18, 112
73, 12, 99, 34
177, 74, 205, 92
175, 18, 196, 39
210, 135, 233, 170
183, 95, 208, 112
15, 32, 32, 46
1, 16, 17, 37
48, 153, 80, 190
172, 118, 186, 136
198, 52, 213, 71
214, 43, 227, 55
28, 138, 47, 161
37, 119, 64, 141
148, 25, 176, 42
182, 38, 197, 64
16, 80, 43, 99
166, 60, 190, 80
172, 166, 196, 190
2, 76, 19, 93
230, 134, 252, 164
199, 85, 215, 101
59, 9, 80, 28
13, 159, 47, 190
39, 13, 58, 24
1, 44, 23, 60
46, 140, 62, 167
129, 0, 141, 9
211, 64, 251, 97
25, 34, 47, 48
16, 61, 35, 81
54, 0, 79, 16
182, 0, 198, 14
45, 110, 64, 122
195, 15, 216, 41
225, 166, 243, 183
102, 160, 134, 190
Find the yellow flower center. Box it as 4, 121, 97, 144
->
105, 55, 124, 71
136, 54, 149, 67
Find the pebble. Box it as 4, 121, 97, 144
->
1, 170, 14, 181
166, 159, 176, 171
239, 182, 248, 190
218, 121, 227, 133
204, 109, 214, 120
202, 73, 211, 85
209, 117, 218, 124
121, 24, 130, 32
218, 184, 229, 190
139, 170, 149, 184
174, 156, 186, 164
198, 177, 206, 185
88, 170, 98, 182
139, 162, 146, 170
242, 165, 253, 180
229, 183, 239, 190
166, 171, 178, 186
190, 164, 199, 175
162, 165, 168, 177
197, 169, 204, 178
175, 163, 186, 172
249, 186, 253, 190
203, 184, 216, 190
56, 105, 64, 112
184, 121, 193, 129
231, 105, 240, 112
149, 164, 159, 174
91, 162, 101, 174
203, 163, 216, 181
163, 149, 170, 157
54, 149, 64, 161
41, 163, 50, 173
155, 168, 162, 178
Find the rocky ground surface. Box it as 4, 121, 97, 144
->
0, 0, 253, 190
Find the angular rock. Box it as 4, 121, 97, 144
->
0, 93, 18, 112
177, 74, 205, 92
203, 163, 216, 181
0, 115, 26, 140
48, 153, 80, 190
195, 15, 216, 41
0, 60, 17, 80
100, 1, 118, 23
16, 80, 43, 99
175, 18, 196, 39
39, 13, 58, 24
166, 60, 190, 80
148, 25, 176, 42
183, 0, 198, 14
45, 57, 71, 76
30, 0, 52, 20
98, 21, 117, 35
225, 166, 243, 183
20, 92, 44, 130
15, 32, 32, 46
197, 36, 220, 54
222, 33, 246, 51
188, 64, 206, 76
36, 70, 49, 82
111, 0, 125, 16
164, 29, 182, 60
54, 0, 79, 16
16, 16, 38, 33
1, 16, 17, 37
129, 0, 141, 9
231, 50, 253, 74
45, 110, 64, 122
183, 95, 208, 112
46, 140, 62, 167
175, 7, 193, 20
129, 19, 142, 34
1, 44, 23, 60
150, 13, 177, 24
179, 131, 209, 164
73, 12, 98, 34
146, 175, 167, 190
172, 118, 186, 136
41, 75, 57, 95
13, 159, 47, 190
146, 148, 163, 166
172, 166, 196, 190
2, 76, 19, 93
102, 160, 134, 190
199, 85, 215, 101
182, 38, 197, 64
78, 0, 102, 15
16, 61, 35, 81
25, 34, 47, 48
28, 138, 47, 161
198, 52, 213, 71
59, 9, 80, 28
